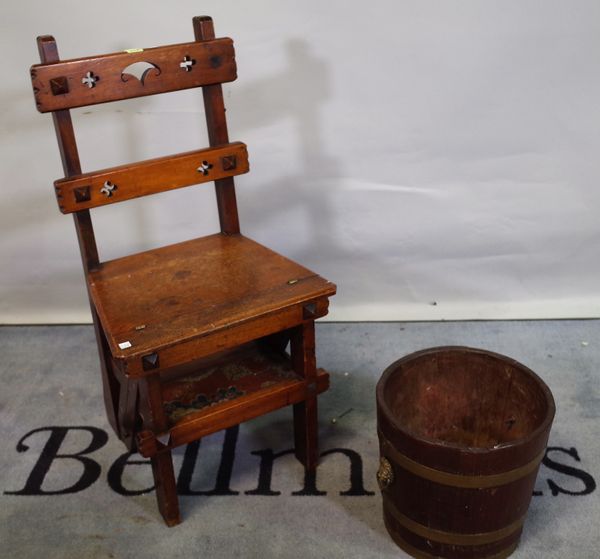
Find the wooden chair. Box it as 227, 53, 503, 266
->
30, 16, 336, 526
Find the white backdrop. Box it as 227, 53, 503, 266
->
1, 0, 599, 323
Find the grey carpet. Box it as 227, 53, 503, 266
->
0, 321, 598, 558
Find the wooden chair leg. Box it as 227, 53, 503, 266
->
151, 450, 180, 527
293, 397, 318, 471
140, 374, 181, 526
290, 321, 319, 471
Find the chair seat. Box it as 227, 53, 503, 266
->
89, 233, 336, 362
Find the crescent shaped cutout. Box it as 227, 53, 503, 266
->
121, 61, 161, 84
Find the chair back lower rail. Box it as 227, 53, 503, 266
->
54, 142, 248, 213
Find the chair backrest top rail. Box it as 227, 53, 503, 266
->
54, 142, 248, 213
31, 37, 236, 113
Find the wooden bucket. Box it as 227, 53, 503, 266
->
376, 346, 555, 559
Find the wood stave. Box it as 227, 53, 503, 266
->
376, 346, 555, 476
383, 508, 522, 559
379, 431, 542, 534
376, 346, 555, 558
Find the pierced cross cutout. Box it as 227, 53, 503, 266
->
197, 161, 212, 175
82, 71, 99, 88
100, 181, 117, 197
179, 55, 195, 72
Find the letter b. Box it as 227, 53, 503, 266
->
5, 426, 108, 495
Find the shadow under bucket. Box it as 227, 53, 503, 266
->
376, 346, 555, 559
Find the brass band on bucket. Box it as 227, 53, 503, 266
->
383, 513, 521, 559
378, 430, 545, 489
384, 496, 525, 546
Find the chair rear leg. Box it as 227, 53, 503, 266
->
290, 321, 319, 471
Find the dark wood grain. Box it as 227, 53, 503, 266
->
376, 347, 555, 559
38, 37, 127, 443
137, 341, 330, 449
54, 142, 249, 213
94, 307, 122, 441
32, 38, 236, 113
121, 302, 329, 378
139, 375, 180, 526
169, 368, 329, 449
116, 368, 139, 451
37, 37, 100, 271
291, 321, 319, 470
193, 16, 240, 234
162, 341, 302, 424
88, 233, 336, 361
33, 17, 336, 526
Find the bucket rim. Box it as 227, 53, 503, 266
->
376, 345, 556, 455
